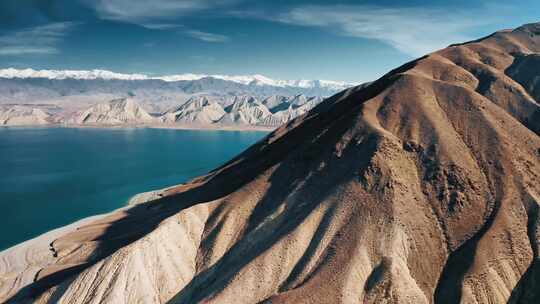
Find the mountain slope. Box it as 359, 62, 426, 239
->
0, 68, 355, 91
161, 97, 226, 124
0, 74, 348, 121
219, 96, 272, 125
0, 69, 356, 107
259, 97, 321, 127
0, 94, 328, 129
1, 23, 539, 304
0, 105, 52, 126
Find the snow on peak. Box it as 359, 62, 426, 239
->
0, 68, 149, 81
0, 68, 357, 90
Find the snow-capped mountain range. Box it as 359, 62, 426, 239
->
0, 67, 365, 129
0, 68, 355, 90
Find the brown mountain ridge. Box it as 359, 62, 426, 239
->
1, 22, 539, 304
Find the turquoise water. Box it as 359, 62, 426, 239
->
0, 127, 267, 250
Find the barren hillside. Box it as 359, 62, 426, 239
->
1, 22, 539, 304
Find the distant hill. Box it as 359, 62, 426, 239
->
0, 69, 356, 112
0, 69, 358, 128
0, 94, 341, 129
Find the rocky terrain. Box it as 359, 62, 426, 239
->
0, 22, 539, 304
0, 105, 53, 126
0, 70, 360, 129
161, 97, 226, 125
0, 94, 327, 129
64, 98, 157, 125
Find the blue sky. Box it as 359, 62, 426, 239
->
0, 0, 538, 82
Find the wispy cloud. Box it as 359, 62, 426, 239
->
185, 30, 229, 43
140, 23, 184, 30
234, 5, 504, 56
86, 0, 237, 29
0, 22, 76, 56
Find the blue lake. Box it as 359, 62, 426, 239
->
0, 127, 267, 250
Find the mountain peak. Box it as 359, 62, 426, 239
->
65, 98, 154, 125
0, 68, 357, 91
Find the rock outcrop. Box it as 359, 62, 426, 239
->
0, 94, 330, 129
161, 96, 226, 124
218, 96, 273, 125
65, 98, 156, 125
0, 105, 52, 126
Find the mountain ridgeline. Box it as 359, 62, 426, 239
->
0, 94, 326, 128
0, 23, 539, 303
0, 70, 355, 128
0, 71, 357, 127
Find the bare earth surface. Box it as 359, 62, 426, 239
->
1, 22, 539, 304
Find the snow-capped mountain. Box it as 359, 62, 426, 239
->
0, 68, 356, 90
0, 68, 149, 81
0, 68, 362, 115
0, 68, 365, 128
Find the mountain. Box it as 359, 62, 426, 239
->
0, 70, 357, 122
157, 94, 325, 127
0, 94, 328, 129
260, 95, 323, 127
65, 98, 156, 125
219, 96, 273, 125
262, 95, 290, 113
0, 105, 52, 126
161, 96, 226, 124
0, 68, 354, 90
259, 106, 296, 127
0, 68, 356, 104
0, 68, 149, 81
1, 22, 539, 304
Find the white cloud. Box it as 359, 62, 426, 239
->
236, 5, 503, 56
140, 23, 184, 30
87, 0, 237, 29
0, 22, 76, 56
185, 30, 229, 43
0, 46, 59, 55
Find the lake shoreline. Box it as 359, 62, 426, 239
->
0, 127, 267, 250
0, 123, 276, 132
